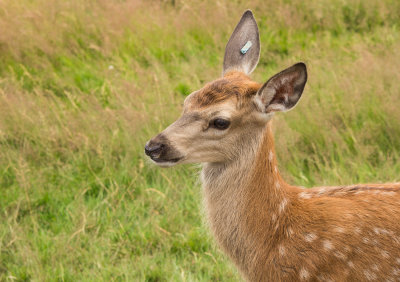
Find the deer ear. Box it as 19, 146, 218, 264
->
254, 63, 307, 113
223, 10, 260, 76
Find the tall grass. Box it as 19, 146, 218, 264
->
0, 0, 399, 280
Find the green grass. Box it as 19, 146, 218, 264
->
1, 0, 400, 280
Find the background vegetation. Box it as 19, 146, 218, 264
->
0, 0, 399, 280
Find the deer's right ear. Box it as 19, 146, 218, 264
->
223, 10, 260, 76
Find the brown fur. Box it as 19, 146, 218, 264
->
187, 72, 260, 109
148, 71, 400, 281
203, 121, 400, 281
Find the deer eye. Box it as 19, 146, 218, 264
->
211, 118, 230, 130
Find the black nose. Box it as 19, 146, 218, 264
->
145, 142, 164, 157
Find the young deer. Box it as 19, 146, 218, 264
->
145, 10, 400, 281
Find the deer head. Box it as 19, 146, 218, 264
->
145, 10, 307, 167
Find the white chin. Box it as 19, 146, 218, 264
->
158, 162, 178, 167
152, 159, 179, 167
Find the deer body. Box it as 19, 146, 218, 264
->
202, 122, 400, 281
145, 10, 400, 281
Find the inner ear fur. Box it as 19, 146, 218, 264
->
223, 10, 260, 76
255, 63, 307, 113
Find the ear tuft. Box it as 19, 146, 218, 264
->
255, 63, 307, 113
223, 10, 260, 76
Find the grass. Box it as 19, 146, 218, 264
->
0, 0, 400, 280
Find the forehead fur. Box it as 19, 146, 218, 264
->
187, 71, 261, 109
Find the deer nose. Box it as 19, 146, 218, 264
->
144, 142, 165, 158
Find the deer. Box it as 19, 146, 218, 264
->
144, 10, 400, 281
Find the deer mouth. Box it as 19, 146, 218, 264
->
151, 156, 183, 163
150, 156, 183, 167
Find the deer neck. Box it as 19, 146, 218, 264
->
201, 121, 292, 270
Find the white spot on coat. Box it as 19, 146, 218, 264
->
381, 191, 396, 196
371, 264, 379, 272
362, 237, 370, 244
333, 227, 345, 233
393, 267, 400, 275
374, 227, 390, 235
323, 240, 333, 251
299, 268, 310, 280
279, 198, 288, 213
278, 245, 286, 256
363, 270, 377, 281
299, 192, 312, 199
304, 233, 317, 243
381, 250, 389, 258
269, 151, 274, 161
334, 251, 346, 260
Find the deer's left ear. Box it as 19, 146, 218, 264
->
254, 63, 307, 113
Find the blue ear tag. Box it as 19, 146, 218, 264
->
240, 41, 252, 54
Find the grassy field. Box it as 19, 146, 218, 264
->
1, 0, 400, 280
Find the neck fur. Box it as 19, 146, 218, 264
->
201, 121, 292, 276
